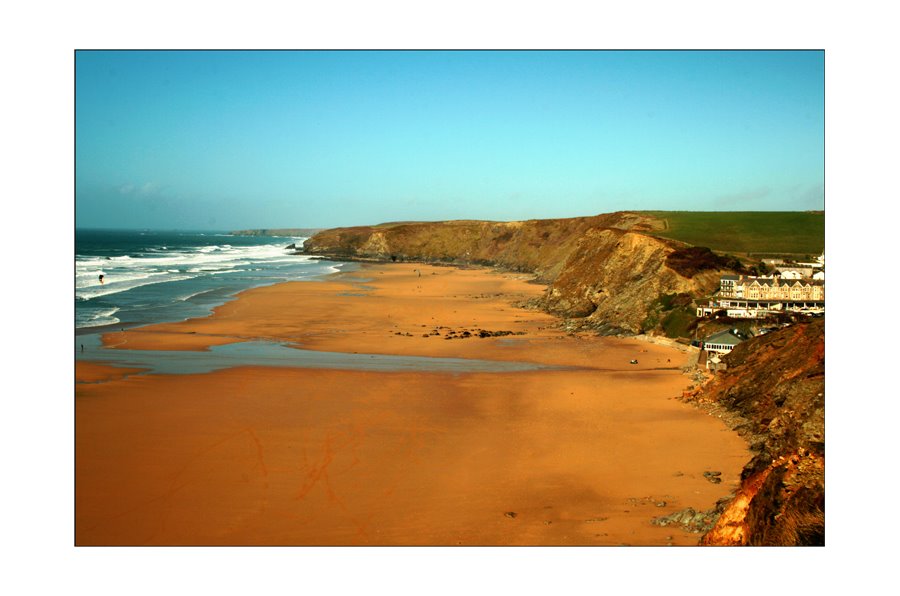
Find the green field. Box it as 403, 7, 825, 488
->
642, 211, 824, 256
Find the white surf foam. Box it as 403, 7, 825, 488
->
76, 273, 196, 301
77, 306, 121, 327
75, 270, 157, 290
75, 241, 317, 304
176, 289, 216, 302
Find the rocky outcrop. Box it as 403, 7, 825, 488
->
681, 319, 825, 546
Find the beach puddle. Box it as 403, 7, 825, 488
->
75, 332, 557, 375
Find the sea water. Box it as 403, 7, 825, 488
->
75, 229, 349, 329
74, 230, 554, 375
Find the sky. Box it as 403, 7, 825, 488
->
75, 50, 825, 230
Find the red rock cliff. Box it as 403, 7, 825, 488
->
684, 319, 825, 546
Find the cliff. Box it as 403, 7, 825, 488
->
303, 212, 739, 335
304, 212, 662, 280
543, 229, 730, 334
681, 319, 825, 546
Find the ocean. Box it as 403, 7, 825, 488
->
75, 229, 350, 330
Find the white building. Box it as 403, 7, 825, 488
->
701, 329, 744, 354
795, 253, 825, 270
776, 266, 814, 278
719, 274, 754, 297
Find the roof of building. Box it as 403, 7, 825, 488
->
722, 275, 824, 289
756, 278, 824, 287
704, 329, 744, 346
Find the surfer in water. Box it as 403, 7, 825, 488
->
99, 274, 104, 284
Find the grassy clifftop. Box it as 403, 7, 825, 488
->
303, 210, 826, 258
641, 211, 825, 255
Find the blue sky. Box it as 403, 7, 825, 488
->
76, 50, 824, 230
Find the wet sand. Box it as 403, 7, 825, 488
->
76, 263, 748, 545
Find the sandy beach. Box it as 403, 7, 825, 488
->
76, 263, 748, 545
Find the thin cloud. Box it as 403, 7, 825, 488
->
117, 181, 166, 198
799, 183, 824, 209
713, 186, 772, 208
139, 182, 161, 195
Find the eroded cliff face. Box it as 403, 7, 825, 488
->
543, 229, 723, 334
303, 212, 733, 334
302, 212, 663, 282
682, 319, 825, 546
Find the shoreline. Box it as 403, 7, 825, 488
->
75, 259, 361, 338
76, 262, 749, 545
75, 321, 146, 336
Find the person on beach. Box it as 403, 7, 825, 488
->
99, 274, 104, 284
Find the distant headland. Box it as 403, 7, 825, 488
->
230, 228, 324, 237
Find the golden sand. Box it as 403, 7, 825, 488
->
76, 263, 747, 545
